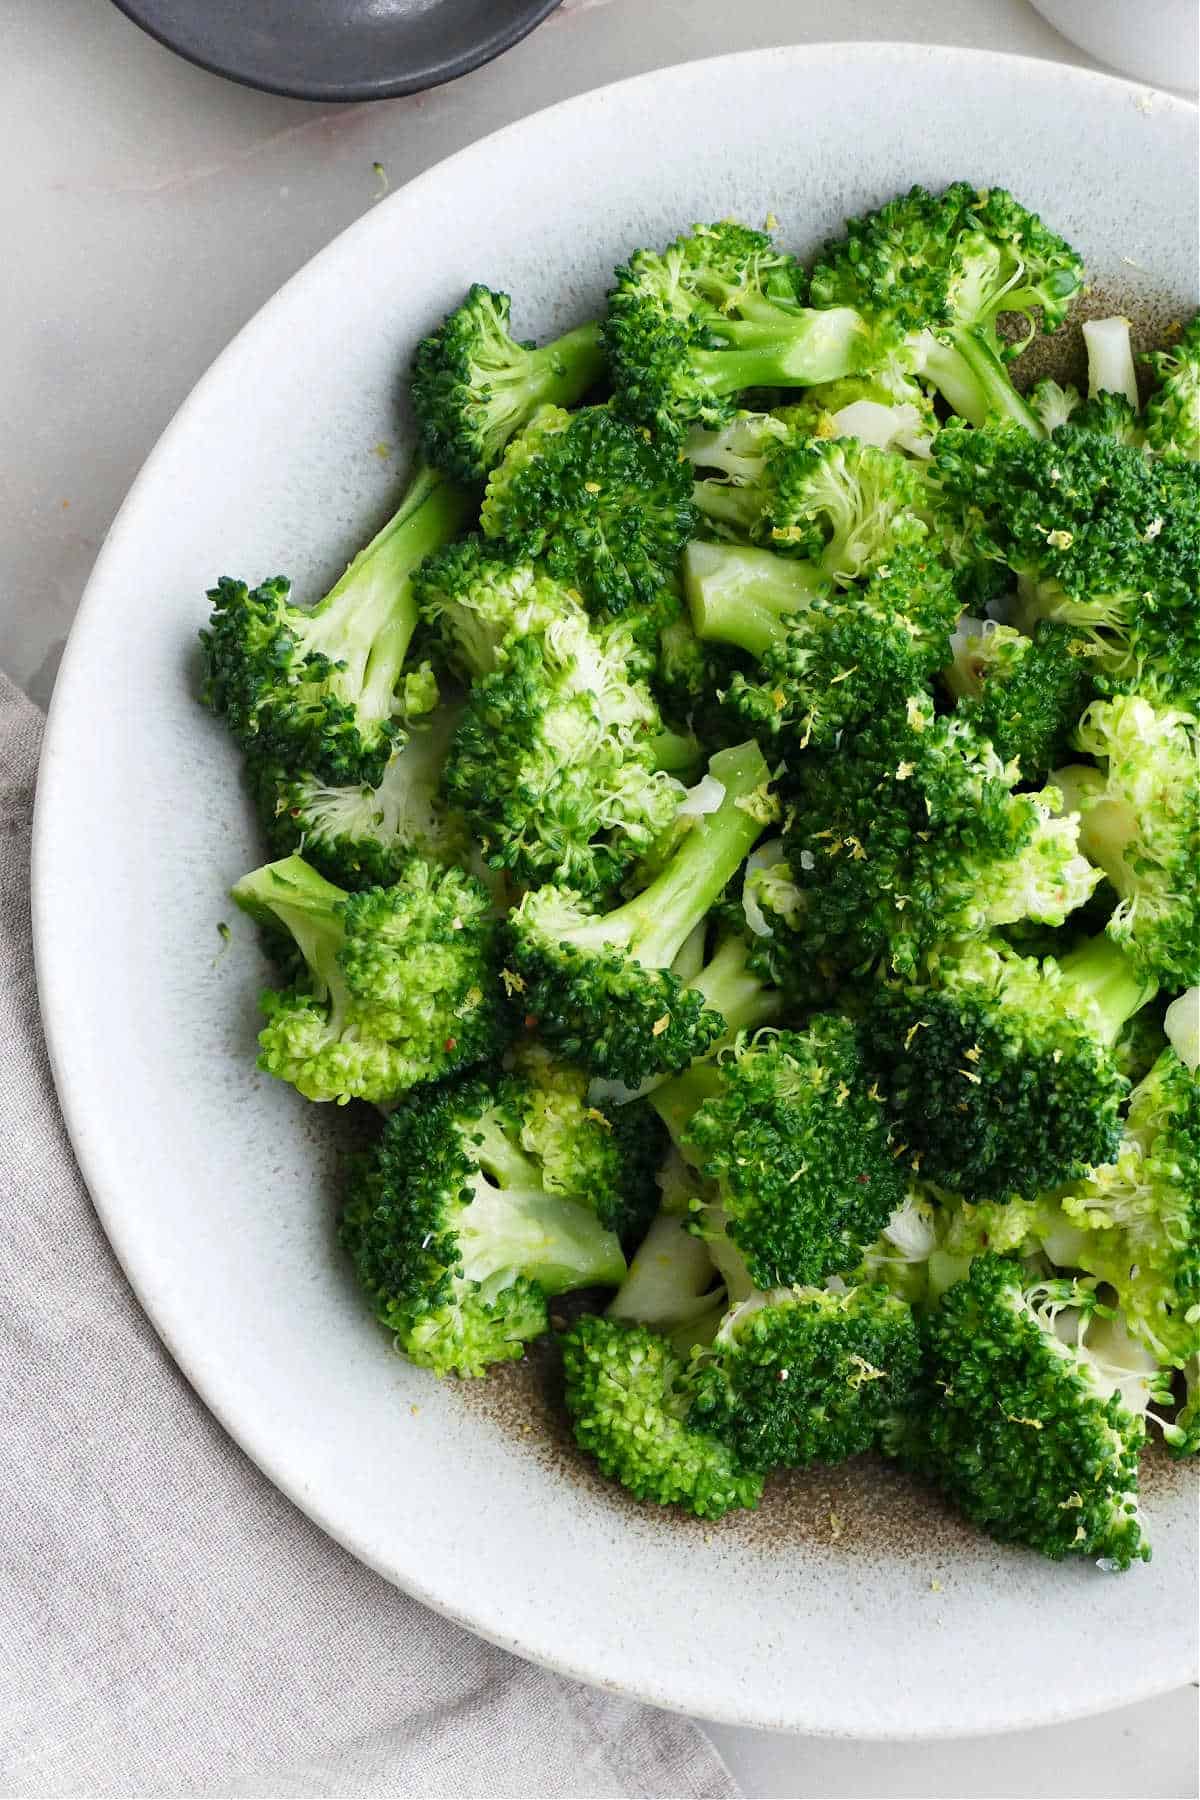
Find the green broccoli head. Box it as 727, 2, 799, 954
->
652, 610, 756, 749
943, 619, 1094, 781
936, 421, 1200, 711
411, 538, 579, 681
689, 1284, 921, 1471
1055, 694, 1200, 989
479, 404, 694, 618
1068, 391, 1146, 448
656, 1020, 907, 1290
231, 854, 508, 1105
773, 692, 1100, 978
340, 1072, 626, 1378
1143, 312, 1200, 462
253, 702, 468, 889
200, 467, 470, 785
512, 1044, 666, 1247
865, 935, 1157, 1200
688, 419, 936, 582
605, 219, 876, 438
410, 285, 606, 481
812, 183, 1083, 434
561, 1313, 764, 1517
910, 1256, 1151, 1567
713, 543, 960, 751
1059, 1048, 1200, 1369
443, 611, 685, 897
505, 740, 772, 1084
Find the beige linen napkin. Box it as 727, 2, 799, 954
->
0, 670, 738, 1800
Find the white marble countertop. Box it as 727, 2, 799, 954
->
5, 2, 1197, 1793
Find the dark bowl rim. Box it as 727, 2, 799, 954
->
107, 0, 564, 101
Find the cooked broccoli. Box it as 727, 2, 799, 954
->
866, 933, 1158, 1200
561, 1314, 764, 1517
810, 183, 1083, 434
936, 422, 1200, 712
606, 1207, 727, 1355
942, 618, 1094, 781
443, 610, 687, 897
231, 854, 508, 1104
1069, 391, 1146, 447
412, 539, 578, 681
652, 610, 756, 749
1165, 986, 1200, 1072
254, 701, 467, 889
1053, 695, 1200, 988
1143, 313, 1200, 461
906, 1256, 1152, 1567
692, 541, 959, 752
505, 740, 772, 1084
687, 418, 934, 580
340, 1071, 626, 1377
1054, 1047, 1200, 1371
512, 1044, 665, 1247
770, 692, 1100, 977
689, 1285, 921, 1471
772, 369, 939, 458
652, 1021, 906, 1290
1029, 378, 1082, 435
1082, 315, 1140, 410
479, 404, 694, 620
411, 286, 606, 481
201, 466, 471, 786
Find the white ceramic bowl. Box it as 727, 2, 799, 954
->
1031, 0, 1198, 94
33, 44, 1200, 1736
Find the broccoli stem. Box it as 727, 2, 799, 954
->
1083, 317, 1139, 408
687, 305, 868, 396
307, 466, 472, 722
684, 934, 782, 1040
919, 331, 1042, 435
522, 319, 607, 402
649, 727, 705, 778
587, 740, 770, 969
458, 1178, 627, 1293
231, 855, 346, 994
1052, 764, 1139, 883
683, 541, 825, 655
650, 1063, 725, 1152
1057, 933, 1158, 1046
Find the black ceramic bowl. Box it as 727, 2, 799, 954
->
110, 0, 564, 102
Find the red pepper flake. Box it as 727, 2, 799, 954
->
443, 1037, 457, 1052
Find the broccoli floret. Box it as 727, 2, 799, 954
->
606, 1207, 727, 1355
443, 611, 686, 897
908, 1257, 1151, 1567
505, 741, 772, 1084
410, 286, 606, 481
1029, 378, 1082, 435
480, 404, 694, 620
1056, 1048, 1200, 1370
866, 934, 1158, 1200
653, 1021, 906, 1290
412, 539, 578, 681
605, 219, 872, 439
1053, 695, 1200, 988
773, 370, 939, 458
687, 419, 935, 581
561, 1314, 764, 1516
231, 854, 508, 1104
1143, 313, 1200, 461
772, 692, 1100, 977
340, 1072, 626, 1377
254, 701, 467, 889
689, 1285, 921, 1471
1167, 1359, 1200, 1456
512, 1044, 665, 1247
1112, 1004, 1170, 1087
1069, 391, 1145, 448
936, 422, 1200, 711
693, 541, 959, 752
942, 619, 1094, 781
652, 610, 755, 749
201, 466, 471, 786
811, 183, 1083, 435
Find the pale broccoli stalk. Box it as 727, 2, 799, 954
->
1083, 316, 1140, 408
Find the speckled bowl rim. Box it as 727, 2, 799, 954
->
33, 44, 1199, 1737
